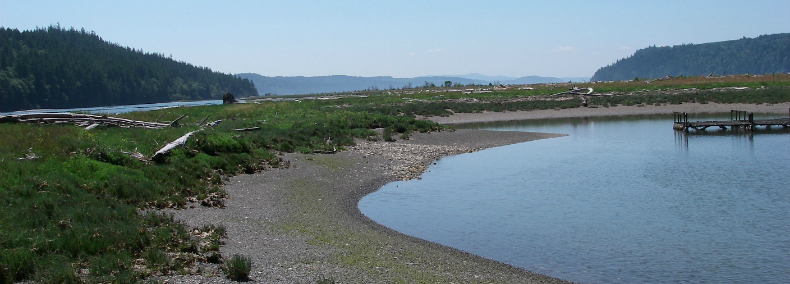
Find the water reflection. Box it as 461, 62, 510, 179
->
673, 124, 790, 150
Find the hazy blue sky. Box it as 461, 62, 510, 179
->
1, 0, 787, 78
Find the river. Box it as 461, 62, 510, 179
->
359, 114, 790, 283
0, 100, 224, 116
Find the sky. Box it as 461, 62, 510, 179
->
1, 0, 788, 78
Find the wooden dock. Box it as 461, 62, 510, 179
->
673, 110, 790, 132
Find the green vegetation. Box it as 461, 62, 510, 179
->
0, 99, 441, 283
1, 75, 789, 282
591, 33, 790, 81
223, 254, 252, 281
333, 74, 790, 117
0, 25, 257, 112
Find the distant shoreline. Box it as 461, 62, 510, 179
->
426, 102, 790, 125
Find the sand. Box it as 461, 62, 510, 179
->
157, 102, 789, 283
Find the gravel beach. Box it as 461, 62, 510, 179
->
158, 102, 790, 283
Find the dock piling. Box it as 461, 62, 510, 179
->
675, 110, 790, 133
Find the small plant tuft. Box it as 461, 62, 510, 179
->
223, 254, 252, 281
382, 127, 395, 142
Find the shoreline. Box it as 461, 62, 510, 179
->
427, 102, 790, 124
159, 103, 788, 283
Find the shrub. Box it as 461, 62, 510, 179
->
382, 128, 395, 142
223, 254, 252, 281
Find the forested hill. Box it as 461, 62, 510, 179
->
591, 33, 790, 82
0, 26, 257, 112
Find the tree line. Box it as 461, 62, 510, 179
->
0, 25, 257, 112
591, 33, 790, 82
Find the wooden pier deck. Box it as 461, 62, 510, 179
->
673, 110, 790, 132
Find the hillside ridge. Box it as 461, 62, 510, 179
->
0, 26, 257, 112
591, 33, 790, 82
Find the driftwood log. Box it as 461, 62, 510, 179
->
551, 87, 594, 96
0, 113, 170, 129
235, 127, 261, 132
151, 131, 198, 162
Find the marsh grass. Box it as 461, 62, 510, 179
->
343, 75, 790, 117
0, 99, 443, 282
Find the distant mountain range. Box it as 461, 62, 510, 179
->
448, 73, 590, 84
236, 73, 589, 96
591, 33, 790, 82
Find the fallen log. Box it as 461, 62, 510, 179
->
151, 130, 198, 162
206, 120, 222, 127
551, 87, 594, 96
235, 127, 261, 132
0, 113, 170, 129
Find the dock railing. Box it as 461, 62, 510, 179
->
730, 110, 748, 121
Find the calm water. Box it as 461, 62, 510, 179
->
0, 100, 224, 116
359, 114, 790, 283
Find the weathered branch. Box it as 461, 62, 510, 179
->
169, 114, 188, 127
151, 130, 198, 162
235, 127, 261, 132
197, 116, 210, 126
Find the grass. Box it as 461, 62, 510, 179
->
0, 99, 442, 283
1, 74, 789, 282
223, 254, 252, 281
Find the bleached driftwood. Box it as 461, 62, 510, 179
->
0, 113, 170, 129
551, 87, 594, 96
151, 130, 198, 162
235, 127, 261, 132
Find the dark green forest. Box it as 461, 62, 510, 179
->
591, 33, 790, 82
0, 26, 257, 112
